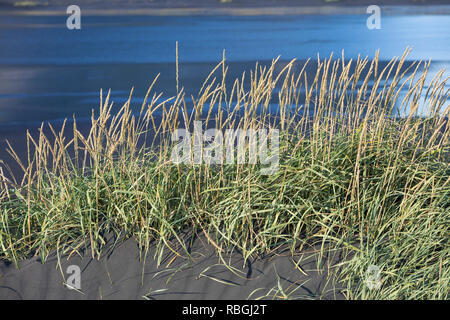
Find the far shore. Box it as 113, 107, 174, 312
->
1, 4, 450, 16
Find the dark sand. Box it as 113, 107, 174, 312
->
0, 233, 345, 299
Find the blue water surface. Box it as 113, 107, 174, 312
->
0, 14, 448, 125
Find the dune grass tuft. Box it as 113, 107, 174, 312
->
0, 48, 448, 299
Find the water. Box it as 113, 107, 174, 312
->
0, 13, 449, 126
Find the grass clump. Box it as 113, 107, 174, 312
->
0, 48, 448, 299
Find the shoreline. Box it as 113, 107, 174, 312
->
2, 4, 450, 16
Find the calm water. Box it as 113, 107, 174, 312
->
0, 14, 449, 126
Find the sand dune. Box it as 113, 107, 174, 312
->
0, 234, 345, 300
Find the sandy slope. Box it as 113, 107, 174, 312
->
0, 233, 345, 300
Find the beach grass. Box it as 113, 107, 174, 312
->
0, 48, 448, 299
